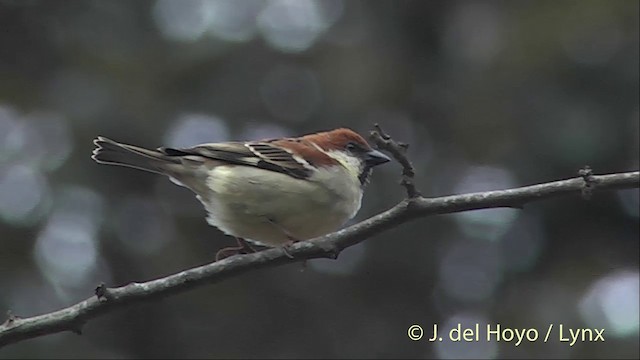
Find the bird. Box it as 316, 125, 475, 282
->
91, 128, 390, 260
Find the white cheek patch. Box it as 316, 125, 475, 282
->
323, 150, 363, 178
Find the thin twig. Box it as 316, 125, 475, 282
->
370, 124, 421, 198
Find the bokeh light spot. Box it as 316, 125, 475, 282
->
20, 111, 73, 171
257, 0, 343, 53
0, 165, 50, 225
207, 0, 263, 42
0, 104, 25, 161
579, 270, 640, 338
33, 186, 105, 299
452, 166, 519, 242
153, 0, 212, 42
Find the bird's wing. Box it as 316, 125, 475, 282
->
160, 140, 313, 179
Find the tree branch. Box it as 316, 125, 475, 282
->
1, 128, 638, 348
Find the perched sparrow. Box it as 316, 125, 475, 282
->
92, 128, 390, 258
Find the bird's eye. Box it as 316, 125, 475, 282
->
346, 142, 358, 151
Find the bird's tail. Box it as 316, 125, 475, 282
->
91, 136, 180, 175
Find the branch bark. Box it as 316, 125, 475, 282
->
1, 142, 638, 348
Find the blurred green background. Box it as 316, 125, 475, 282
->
0, 0, 638, 358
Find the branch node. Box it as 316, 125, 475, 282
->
579, 165, 596, 200
318, 242, 341, 259
2, 311, 20, 327
370, 124, 422, 199
95, 283, 111, 302
324, 248, 340, 260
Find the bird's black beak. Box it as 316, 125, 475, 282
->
365, 149, 391, 167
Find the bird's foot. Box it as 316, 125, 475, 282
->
215, 237, 256, 261
215, 246, 243, 261
281, 238, 298, 259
